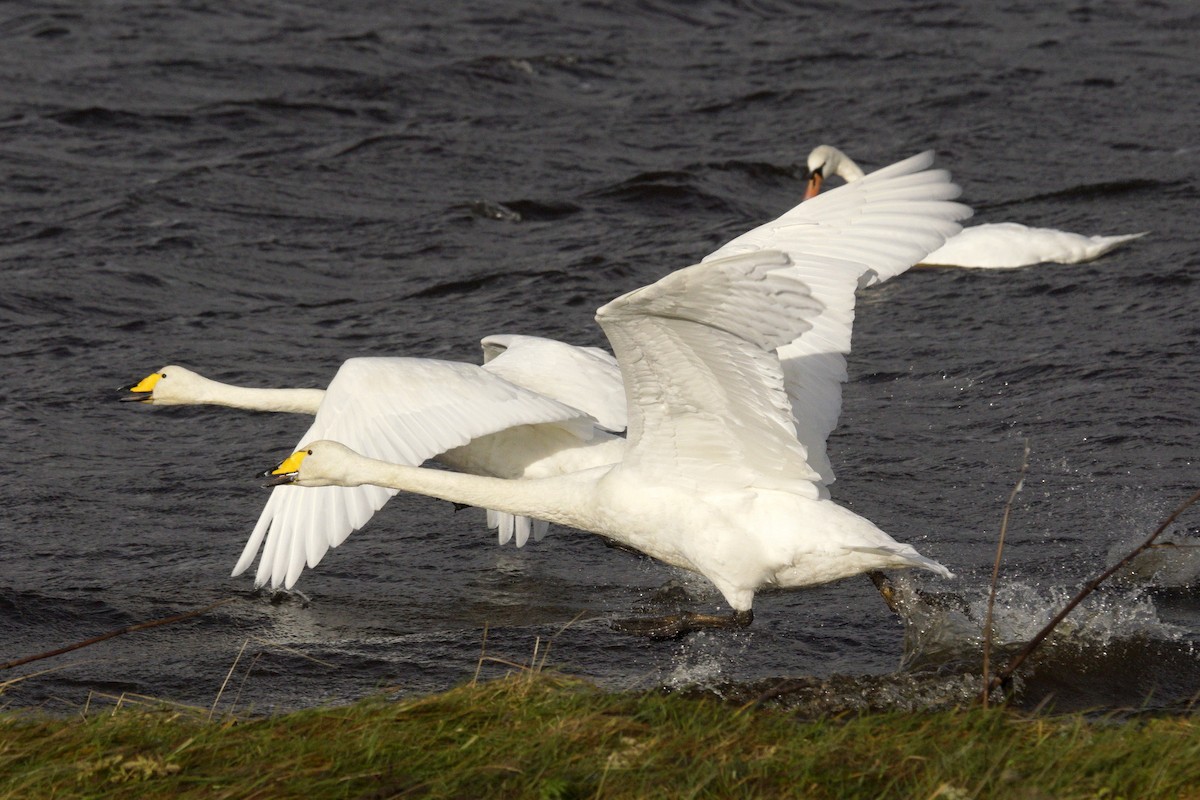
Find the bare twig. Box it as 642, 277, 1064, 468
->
987, 486, 1200, 696
527, 636, 544, 677
1, 598, 236, 671
981, 440, 1030, 707
90, 690, 210, 717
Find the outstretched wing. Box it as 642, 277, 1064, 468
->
706, 150, 967, 286
597, 250, 831, 495
704, 151, 970, 488
232, 357, 594, 588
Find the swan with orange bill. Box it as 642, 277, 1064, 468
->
804, 144, 1145, 268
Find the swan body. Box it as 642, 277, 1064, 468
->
805, 145, 1147, 268
457, 333, 628, 545
268, 151, 970, 622
276, 439, 949, 611
913, 222, 1146, 268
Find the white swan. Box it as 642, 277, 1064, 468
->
121, 334, 624, 426
265, 151, 970, 636
805, 145, 1147, 268
123, 335, 628, 588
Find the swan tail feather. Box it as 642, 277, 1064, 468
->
846, 545, 954, 579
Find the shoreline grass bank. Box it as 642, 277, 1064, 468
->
2, 673, 1198, 799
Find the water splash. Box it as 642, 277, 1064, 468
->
885, 574, 1197, 711
892, 573, 1186, 659
660, 631, 748, 690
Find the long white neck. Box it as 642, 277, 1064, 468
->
329, 450, 605, 530
190, 375, 325, 414
809, 145, 866, 183
831, 150, 865, 182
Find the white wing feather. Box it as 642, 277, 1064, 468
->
703, 150, 971, 488
707, 151, 967, 286
481, 334, 626, 431
479, 334, 626, 545
232, 357, 596, 588
597, 250, 829, 493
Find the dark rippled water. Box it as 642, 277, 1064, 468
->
2, 1, 1198, 716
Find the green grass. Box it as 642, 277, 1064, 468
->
2, 673, 1198, 799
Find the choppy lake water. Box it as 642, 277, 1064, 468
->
2, 0, 1198, 715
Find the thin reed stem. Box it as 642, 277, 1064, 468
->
212, 639, 252, 719
981, 440, 1029, 707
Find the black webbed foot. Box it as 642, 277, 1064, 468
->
612, 609, 753, 640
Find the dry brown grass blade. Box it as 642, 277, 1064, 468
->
471, 611, 589, 684
0, 661, 90, 693
472, 622, 490, 687
981, 440, 1030, 707
210, 636, 339, 718
0, 598, 236, 671
211, 638, 252, 719
986, 486, 1200, 697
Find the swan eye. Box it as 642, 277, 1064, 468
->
161, 373, 168, 379
306, 449, 313, 455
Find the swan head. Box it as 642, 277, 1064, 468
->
120, 365, 208, 405
264, 440, 362, 488
804, 145, 866, 199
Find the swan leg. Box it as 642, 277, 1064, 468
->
867, 570, 971, 618
612, 608, 754, 640
867, 570, 900, 614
